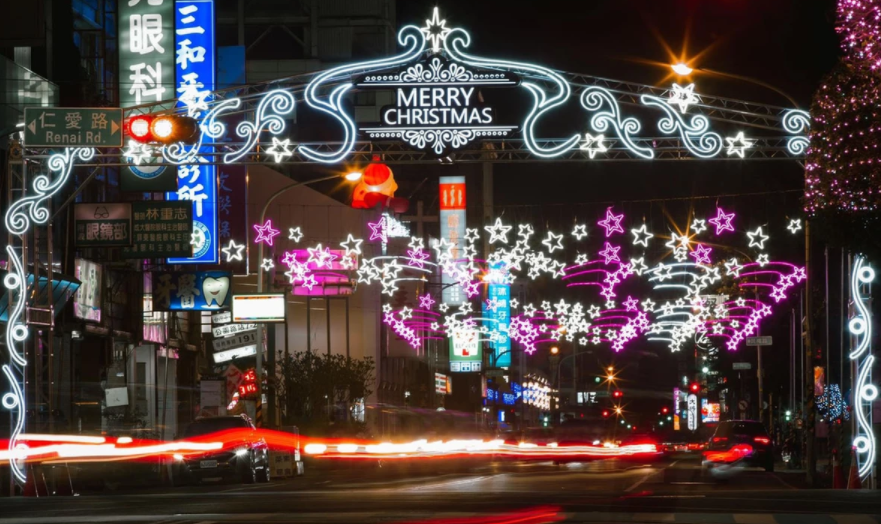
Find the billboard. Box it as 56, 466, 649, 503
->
687, 393, 698, 431
121, 201, 193, 259
151, 270, 231, 311
167, 0, 218, 264
701, 399, 720, 423
74, 203, 132, 247
74, 259, 101, 322
483, 262, 511, 367
449, 328, 481, 372
119, 0, 178, 191
231, 294, 286, 323
439, 176, 466, 305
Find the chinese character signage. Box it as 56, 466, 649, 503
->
74, 258, 102, 322
74, 203, 132, 247
483, 262, 511, 367
701, 399, 720, 423
687, 393, 698, 431
23, 107, 122, 148
121, 201, 193, 258
449, 328, 481, 373
119, 0, 177, 191
166, 0, 218, 264
151, 269, 231, 311
439, 175, 466, 305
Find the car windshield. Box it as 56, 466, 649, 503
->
1, 2, 865, 522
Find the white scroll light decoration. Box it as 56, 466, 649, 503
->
783, 109, 811, 156
3, 147, 95, 482
849, 255, 875, 479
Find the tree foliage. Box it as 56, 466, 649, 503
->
276, 351, 375, 429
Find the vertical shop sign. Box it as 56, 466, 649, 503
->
439, 176, 466, 305
119, 0, 178, 191
167, 0, 218, 264
483, 262, 511, 367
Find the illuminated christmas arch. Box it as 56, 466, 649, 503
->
3, 6, 814, 481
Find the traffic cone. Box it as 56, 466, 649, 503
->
832, 449, 845, 489
847, 448, 862, 489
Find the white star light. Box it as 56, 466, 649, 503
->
340, 234, 363, 256
518, 224, 534, 239
421, 7, 452, 53
631, 224, 654, 247
261, 258, 275, 271
691, 219, 707, 235
484, 218, 512, 244
382, 304, 393, 314
510, 298, 519, 309
222, 240, 245, 262
747, 226, 770, 250
572, 224, 588, 240
725, 257, 743, 277
289, 227, 303, 242
725, 132, 753, 158
757, 253, 770, 266
399, 307, 413, 320
542, 231, 564, 253
630, 257, 649, 276
579, 133, 608, 159
465, 228, 480, 243
124, 140, 153, 165
438, 303, 450, 313
641, 298, 656, 311
668, 83, 700, 113
265, 137, 295, 162
575, 253, 590, 265
787, 219, 802, 234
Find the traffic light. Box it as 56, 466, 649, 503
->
602, 409, 610, 418
612, 390, 623, 398
661, 406, 669, 414
125, 114, 200, 144
689, 383, 700, 393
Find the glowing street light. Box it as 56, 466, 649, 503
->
345, 171, 363, 181
671, 62, 693, 76
550, 346, 560, 355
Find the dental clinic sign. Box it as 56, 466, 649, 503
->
357, 57, 518, 155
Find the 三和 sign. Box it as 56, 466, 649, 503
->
166, 0, 218, 265
357, 57, 519, 155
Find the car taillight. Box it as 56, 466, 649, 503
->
754, 436, 771, 445
713, 437, 728, 443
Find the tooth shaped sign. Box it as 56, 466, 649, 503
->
151, 270, 232, 311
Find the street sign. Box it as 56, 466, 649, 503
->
212, 328, 259, 352
485, 368, 506, 377
24, 107, 122, 147
738, 400, 748, 411
745, 336, 773, 346
212, 323, 257, 339
733, 362, 752, 370
212, 311, 232, 324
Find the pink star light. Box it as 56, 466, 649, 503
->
707, 207, 736, 235
597, 207, 625, 237
253, 219, 281, 246
599, 242, 621, 264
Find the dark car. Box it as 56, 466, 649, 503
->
172, 415, 270, 485
705, 420, 774, 472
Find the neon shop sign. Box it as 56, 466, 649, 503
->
357, 57, 519, 155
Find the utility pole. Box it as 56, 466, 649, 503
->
804, 220, 817, 485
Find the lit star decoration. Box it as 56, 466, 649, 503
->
579, 133, 608, 159
124, 140, 153, 165
787, 219, 803, 234
289, 227, 303, 242
668, 83, 700, 113
631, 224, 653, 247
368, 217, 387, 243
691, 219, 707, 235
572, 224, 588, 240
484, 218, 512, 244
419, 294, 436, 310
340, 234, 363, 256
542, 231, 564, 252
599, 242, 621, 264
265, 137, 295, 162
222, 240, 245, 262
690, 244, 713, 265
597, 207, 625, 237
421, 7, 451, 53
708, 207, 736, 235
725, 132, 753, 158
253, 219, 281, 246
261, 258, 275, 271
747, 226, 770, 249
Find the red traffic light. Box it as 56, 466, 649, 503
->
602, 410, 610, 418
125, 114, 200, 144
690, 383, 700, 393
612, 390, 623, 398
661, 406, 669, 414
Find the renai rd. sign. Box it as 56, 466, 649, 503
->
24, 107, 122, 147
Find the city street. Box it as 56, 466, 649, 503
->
1, 456, 879, 523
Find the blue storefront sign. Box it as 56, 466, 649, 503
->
167, 0, 218, 264
483, 262, 511, 367
151, 270, 231, 311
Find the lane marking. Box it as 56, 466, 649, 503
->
733, 515, 777, 524
625, 460, 678, 492
769, 473, 798, 490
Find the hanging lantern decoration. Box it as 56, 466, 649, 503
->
352, 155, 398, 209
